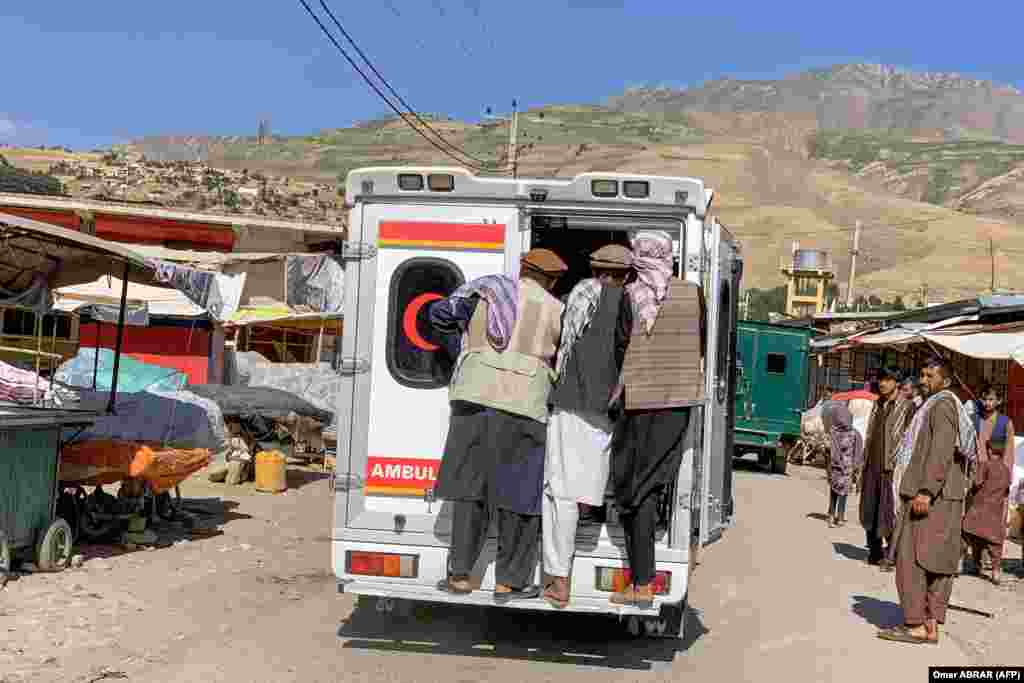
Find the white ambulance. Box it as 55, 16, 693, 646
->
332, 166, 741, 637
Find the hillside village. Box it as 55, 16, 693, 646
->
2, 145, 346, 226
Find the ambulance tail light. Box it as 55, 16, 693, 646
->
346, 551, 419, 578
595, 567, 671, 595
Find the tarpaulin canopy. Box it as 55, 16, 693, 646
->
54, 275, 205, 320
921, 330, 1024, 362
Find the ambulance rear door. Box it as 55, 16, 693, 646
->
333, 195, 520, 545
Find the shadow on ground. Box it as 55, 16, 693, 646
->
806, 513, 830, 522
337, 596, 709, 670
732, 458, 784, 477
285, 468, 331, 491
72, 497, 250, 562
833, 542, 869, 562
851, 595, 903, 629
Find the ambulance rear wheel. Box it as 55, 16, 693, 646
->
656, 600, 686, 639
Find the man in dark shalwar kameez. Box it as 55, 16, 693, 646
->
859, 366, 914, 569
879, 359, 974, 646
428, 248, 567, 602
608, 230, 705, 609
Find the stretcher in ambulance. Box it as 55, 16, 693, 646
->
332, 167, 741, 637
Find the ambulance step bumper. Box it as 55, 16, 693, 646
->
338, 579, 682, 616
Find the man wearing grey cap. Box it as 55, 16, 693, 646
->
542, 243, 634, 608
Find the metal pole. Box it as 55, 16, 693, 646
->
33, 313, 42, 406
92, 320, 100, 390
316, 321, 325, 364
990, 237, 995, 292
508, 99, 519, 179
105, 263, 131, 415
845, 220, 861, 309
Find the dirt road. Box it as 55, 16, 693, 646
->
2, 462, 1021, 683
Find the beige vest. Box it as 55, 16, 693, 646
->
448, 278, 563, 422
621, 280, 705, 410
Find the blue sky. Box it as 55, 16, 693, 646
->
2, 1, 1022, 149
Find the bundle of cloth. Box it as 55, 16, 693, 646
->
0, 358, 76, 405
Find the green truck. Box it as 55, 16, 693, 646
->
733, 320, 817, 475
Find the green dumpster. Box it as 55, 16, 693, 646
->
0, 407, 95, 581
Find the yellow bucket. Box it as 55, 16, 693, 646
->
254, 450, 287, 493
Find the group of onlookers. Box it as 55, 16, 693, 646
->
823, 363, 1017, 645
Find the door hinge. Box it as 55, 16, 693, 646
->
339, 241, 378, 261
334, 472, 364, 492
337, 357, 371, 376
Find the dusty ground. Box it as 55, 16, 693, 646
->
2, 461, 1022, 683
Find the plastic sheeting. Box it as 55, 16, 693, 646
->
286, 254, 344, 313
146, 258, 245, 321
225, 351, 340, 421
55, 347, 188, 394
0, 273, 51, 314
186, 383, 332, 423
66, 388, 227, 451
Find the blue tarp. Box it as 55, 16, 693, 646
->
55, 347, 187, 394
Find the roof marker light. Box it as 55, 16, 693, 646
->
592, 180, 618, 198
427, 173, 454, 192
398, 174, 424, 191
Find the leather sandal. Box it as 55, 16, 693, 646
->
437, 575, 472, 594
877, 625, 938, 645
543, 577, 570, 608
493, 584, 540, 603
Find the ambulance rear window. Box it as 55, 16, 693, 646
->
386, 257, 465, 389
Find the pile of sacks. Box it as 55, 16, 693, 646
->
207, 437, 253, 485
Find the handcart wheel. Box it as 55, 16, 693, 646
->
35, 518, 74, 572
155, 486, 182, 522
0, 530, 11, 588
78, 492, 118, 541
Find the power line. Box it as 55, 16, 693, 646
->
315, 0, 500, 171
297, 0, 502, 173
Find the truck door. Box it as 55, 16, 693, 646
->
749, 328, 805, 442
700, 222, 740, 545
333, 201, 516, 540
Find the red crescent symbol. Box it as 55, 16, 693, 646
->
403, 292, 443, 351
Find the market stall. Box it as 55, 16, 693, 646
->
0, 211, 164, 578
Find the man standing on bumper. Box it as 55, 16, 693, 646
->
542, 244, 634, 608
879, 358, 972, 645
610, 230, 705, 609
860, 366, 914, 569
428, 248, 566, 602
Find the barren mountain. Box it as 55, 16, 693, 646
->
608, 63, 1024, 143
70, 64, 1024, 300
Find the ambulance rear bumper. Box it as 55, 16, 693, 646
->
334, 540, 688, 617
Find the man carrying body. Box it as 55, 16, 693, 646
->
542, 244, 634, 607
429, 248, 567, 602
860, 366, 915, 569
879, 358, 975, 645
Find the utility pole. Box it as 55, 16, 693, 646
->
989, 237, 996, 292
845, 220, 862, 309
507, 99, 519, 179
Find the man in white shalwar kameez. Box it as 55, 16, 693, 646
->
542, 244, 634, 607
